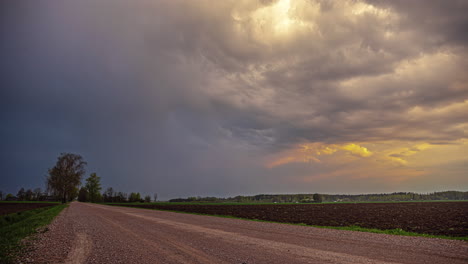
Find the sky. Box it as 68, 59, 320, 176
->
1, 0, 467, 200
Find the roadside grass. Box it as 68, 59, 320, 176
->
0, 204, 67, 263
307, 225, 468, 241
107, 203, 468, 242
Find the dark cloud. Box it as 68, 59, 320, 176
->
1, 0, 467, 198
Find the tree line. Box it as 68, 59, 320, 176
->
168, 191, 468, 203
169, 193, 325, 203
0, 153, 157, 203
0, 188, 47, 201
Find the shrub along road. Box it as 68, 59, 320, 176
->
22, 202, 467, 264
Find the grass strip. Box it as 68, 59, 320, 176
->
307, 225, 468, 241
0, 206, 55, 227
0, 204, 67, 263
108, 203, 468, 241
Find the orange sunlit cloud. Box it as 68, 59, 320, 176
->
265, 140, 468, 185
265, 142, 373, 168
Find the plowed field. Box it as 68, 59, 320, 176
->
0, 202, 57, 216
113, 202, 468, 237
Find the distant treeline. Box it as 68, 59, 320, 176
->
2, 187, 466, 204
79, 187, 157, 204
0, 186, 157, 204
0, 188, 53, 201
168, 191, 468, 203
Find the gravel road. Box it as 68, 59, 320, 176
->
21, 202, 468, 264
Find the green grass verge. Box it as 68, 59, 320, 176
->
0, 204, 67, 263
107, 204, 468, 241
308, 225, 468, 241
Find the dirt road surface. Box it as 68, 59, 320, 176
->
22, 202, 468, 264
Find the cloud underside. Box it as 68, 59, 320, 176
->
155, 0, 468, 181
108, 0, 467, 147
2, 0, 467, 196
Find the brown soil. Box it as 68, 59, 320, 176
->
113, 202, 468, 237
0, 203, 57, 216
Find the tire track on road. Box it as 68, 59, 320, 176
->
65, 233, 92, 264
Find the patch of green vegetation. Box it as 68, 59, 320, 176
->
308, 225, 468, 241
108, 204, 468, 241
0, 204, 67, 263
0, 207, 51, 227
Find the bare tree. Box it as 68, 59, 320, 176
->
33, 188, 42, 200
117, 192, 127, 203
17, 187, 25, 201
25, 189, 33, 201
153, 193, 158, 202
47, 153, 87, 203
103, 187, 114, 202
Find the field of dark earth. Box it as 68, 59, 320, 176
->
112, 202, 468, 237
0, 202, 57, 216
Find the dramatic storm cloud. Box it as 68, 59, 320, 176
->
1, 0, 467, 199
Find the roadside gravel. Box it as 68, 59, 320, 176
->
18, 206, 75, 263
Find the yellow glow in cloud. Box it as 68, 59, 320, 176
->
266, 142, 372, 168
264, 139, 467, 189
266, 156, 296, 168
266, 140, 460, 169
284, 141, 466, 181
232, 0, 316, 42
272, 0, 293, 33
351, 2, 390, 17
341, 143, 373, 157
317, 146, 337, 155
385, 143, 432, 165
387, 156, 408, 166
252, 0, 298, 35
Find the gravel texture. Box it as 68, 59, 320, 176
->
18, 202, 468, 264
